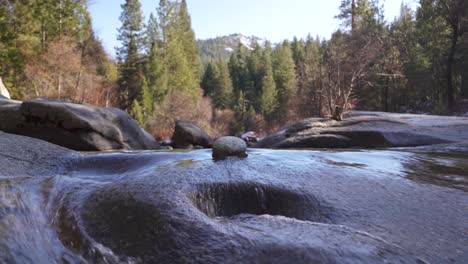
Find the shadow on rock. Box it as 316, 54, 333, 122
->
189, 182, 331, 223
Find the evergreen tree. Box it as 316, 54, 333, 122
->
130, 99, 144, 125
273, 40, 297, 120
212, 60, 233, 110
228, 44, 250, 108
145, 13, 160, 52
291, 37, 306, 66
337, 0, 381, 31
116, 0, 145, 110
140, 77, 153, 116
429, 0, 468, 110
158, 0, 200, 98
302, 36, 323, 116
146, 12, 168, 102
201, 62, 217, 97
177, 0, 201, 80
201, 60, 233, 109
247, 43, 264, 112
260, 41, 277, 120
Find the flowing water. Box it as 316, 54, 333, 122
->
0, 147, 467, 263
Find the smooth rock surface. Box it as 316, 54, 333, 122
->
212, 136, 248, 159
255, 111, 468, 149
0, 132, 467, 263
172, 120, 213, 149
0, 98, 160, 151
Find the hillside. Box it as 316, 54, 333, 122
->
197, 34, 264, 64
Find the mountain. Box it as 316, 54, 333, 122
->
197, 34, 265, 65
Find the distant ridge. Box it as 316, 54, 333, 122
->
197, 34, 265, 65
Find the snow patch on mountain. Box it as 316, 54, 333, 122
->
239, 35, 254, 50
198, 34, 268, 64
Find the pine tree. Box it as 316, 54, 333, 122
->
291, 37, 305, 66
177, 0, 200, 81
140, 77, 153, 116
247, 43, 264, 112
212, 60, 233, 110
158, 0, 200, 99
260, 41, 277, 120
130, 99, 144, 126
337, 0, 381, 31
431, 0, 467, 110
273, 40, 297, 121
302, 36, 323, 117
116, 0, 145, 110
201, 60, 233, 110
145, 12, 168, 102
146, 13, 160, 52
201, 62, 217, 97
228, 44, 250, 108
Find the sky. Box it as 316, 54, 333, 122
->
89, 0, 418, 57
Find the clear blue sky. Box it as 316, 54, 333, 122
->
89, 0, 417, 57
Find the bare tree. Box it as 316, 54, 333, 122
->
24, 35, 112, 106
323, 31, 383, 121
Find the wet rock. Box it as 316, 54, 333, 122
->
0, 98, 160, 151
172, 120, 213, 149
0, 131, 74, 177
0, 77, 10, 99
0, 132, 467, 263
255, 111, 468, 149
241, 131, 259, 143
212, 136, 247, 159
77, 179, 419, 263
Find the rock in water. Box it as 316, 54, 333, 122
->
172, 120, 213, 149
0, 98, 160, 151
212, 136, 248, 160
0, 77, 11, 99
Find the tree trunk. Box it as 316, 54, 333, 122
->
58, 74, 62, 99
447, 28, 458, 111
384, 77, 389, 112
332, 106, 343, 121
462, 71, 468, 98
351, 0, 356, 32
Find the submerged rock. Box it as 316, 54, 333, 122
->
212, 136, 248, 160
255, 111, 468, 149
172, 120, 213, 149
0, 98, 160, 151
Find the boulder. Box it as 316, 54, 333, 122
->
255, 112, 468, 149
212, 136, 248, 160
0, 77, 10, 99
171, 120, 213, 149
0, 98, 160, 151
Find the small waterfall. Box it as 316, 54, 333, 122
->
254, 186, 267, 213
0, 177, 85, 264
